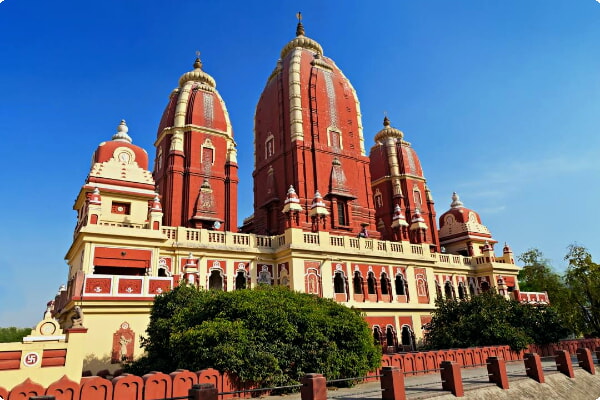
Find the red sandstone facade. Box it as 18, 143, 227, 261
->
154, 57, 238, 231
246, 21, 376, 236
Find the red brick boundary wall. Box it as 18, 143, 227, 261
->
2, 339, 599, 399
378, 338, 600, 376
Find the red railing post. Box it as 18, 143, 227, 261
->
555, 350, 575, 378
301, 373, 327, 400
486, 357, 509, 389
595, 347, 600, 364
440, 361, 464, 397
188, 383, 218, 400
381, 366, 406, 400
576, 347, 596, 375
524, 353, 545, 383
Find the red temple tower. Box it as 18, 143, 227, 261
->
154, 56, 238, 231
369, 117, 440, 250
246, 16, 377, 236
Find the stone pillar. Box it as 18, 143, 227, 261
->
486, 357, 509, 389
440, 361, 463, 397
301, 373, 327, 400
524, 353, 545, 383
555, 350, 575, 378
576, 348, 595, 375
188, 383, 218, 400
381, 366, 406, 400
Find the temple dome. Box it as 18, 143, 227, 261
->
438, 192, 494, 246
374, 116, 404, 142
88, 120, 154, 189
92, 120, 149, 169
157, 55, 232, 138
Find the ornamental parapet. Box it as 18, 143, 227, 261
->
161, 226, 284, 252
159, 227, 517, 270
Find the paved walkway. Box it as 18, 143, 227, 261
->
261, 356, 566, 399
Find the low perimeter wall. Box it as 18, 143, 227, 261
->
2, 338, 599, 400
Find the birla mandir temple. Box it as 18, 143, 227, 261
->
48, 18, 541, 373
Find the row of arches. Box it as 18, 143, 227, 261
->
198, 268, 255, 291
373, 324, 416, 352
435, 279, 491, 300
333, 270, 410, 300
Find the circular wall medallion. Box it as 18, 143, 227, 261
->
40, 322, 56, 335
23, 352, 40, 367
113, 147, 135, 164
121, 322, 129, 330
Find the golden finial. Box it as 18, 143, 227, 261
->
383, 111, 390, 127
296, 11, 305, 36
193, 50, 202, 69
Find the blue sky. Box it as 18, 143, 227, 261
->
1, 0, 599, 327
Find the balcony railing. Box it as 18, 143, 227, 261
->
157, 226, 513, 269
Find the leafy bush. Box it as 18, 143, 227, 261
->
126, 285, 381, 387
423, 291, 568, 351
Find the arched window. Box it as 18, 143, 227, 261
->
235, 270, 247, 290
458, 282, 466, 300
334, 271, 346, 294
374, 189, 383, 209
395, 274, 406, 296
353, 271, 363, 294
435, 281, 442, 299
480, 281, 490, 292
367, 271, 376, 295
208, 269, 223, 291
386, 326, 396, 348
329, 129, 342, 151
380, 272, 390, 295
401, 325, 413, 347
373, 326, 383, 345
413, 188, 422, 209
469, 282, 477, 296
444, 281, 455, 300
337, 201, 348, 226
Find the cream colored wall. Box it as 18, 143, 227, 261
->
75, 303, 152, 374
98, 193, 149, 226
0, 330, 87, 391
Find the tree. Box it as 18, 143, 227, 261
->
518, 249, 562, 292
126, 285, 381, 387
564, 244, 600, 336
518, 249, 578, 335
0, 327, 31, 343
423, 291, 568, 351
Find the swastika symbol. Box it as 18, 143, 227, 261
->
24, 352, 39, 366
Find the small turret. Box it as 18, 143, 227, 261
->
410, 209, 428, 243
309, 191, 329, 232
438, 192, 496, 257
148, 193, 163, 231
